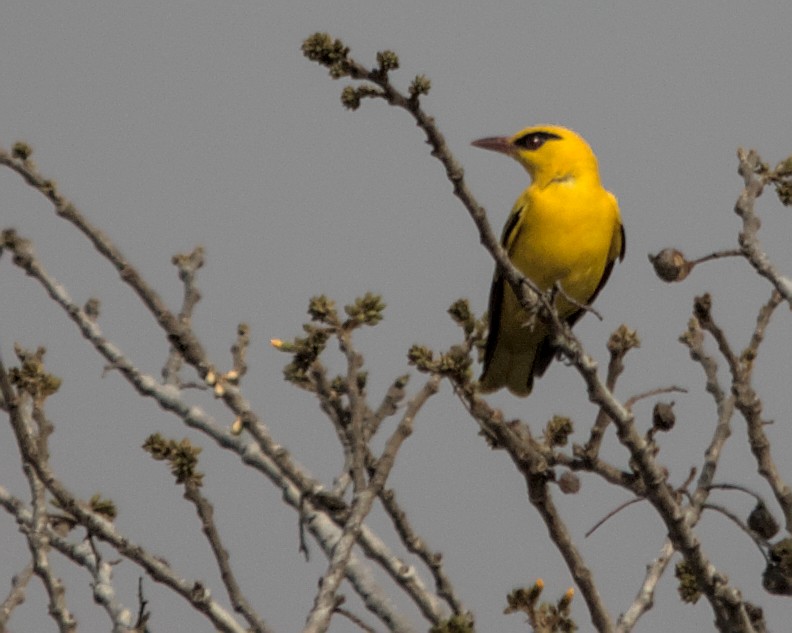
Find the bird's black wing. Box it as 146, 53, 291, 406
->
567, 222, 625, 328
480, 207, 525, 379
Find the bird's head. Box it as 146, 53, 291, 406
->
472, 125, 600, 187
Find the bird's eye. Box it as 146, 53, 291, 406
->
514, 131, 561, 151
515, 134, 545, 150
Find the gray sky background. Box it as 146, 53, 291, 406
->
2, 2, 792, 632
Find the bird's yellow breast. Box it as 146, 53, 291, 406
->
507, 179, 619, 317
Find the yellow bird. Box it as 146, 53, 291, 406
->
474, 125, 625, 396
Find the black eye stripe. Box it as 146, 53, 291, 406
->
514, 131, 562, 150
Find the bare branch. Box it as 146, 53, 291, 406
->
0, 485, 137, 631
455, 393, 615, 632
183, 480, 272, 633
4, 228, 453, 628
735, 148, 792, 304
624, 386, 688, 411
378, 487, 465, 616
303, 375, 441, 633
0, 562, 34, 629
616, 540, 674, 633
584, 325, 640, 458
162, 246, 205, 385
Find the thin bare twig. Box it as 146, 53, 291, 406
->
699, 503, 768, 561
616, 540, 675, 633
162, 246, 205, 385
334, 605, 377, 633
0, 562, 34, 629
378, 487, 465, 615
183, 480, 271, 633
552, 281, 604, 321
624, 386, 688, 411
690, 249, 743, 266
585, 497, 645, 538
303, 375, 441, 633
584, 326, 639, 458
735, 149, 792, 305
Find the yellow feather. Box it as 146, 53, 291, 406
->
474, 125, 624, 396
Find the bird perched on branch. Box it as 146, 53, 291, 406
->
473, 125, 624, 396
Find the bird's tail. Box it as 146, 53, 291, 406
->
479, 348, 535, 396
479, 323, 557, 397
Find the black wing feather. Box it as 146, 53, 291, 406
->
481, 208, 525, 379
